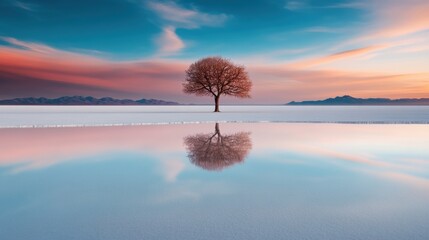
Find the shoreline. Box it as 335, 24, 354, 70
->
2, 105, 429, 128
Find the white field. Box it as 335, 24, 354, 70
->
1, 105, 429, 128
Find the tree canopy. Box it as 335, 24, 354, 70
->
183, 56, 252, 112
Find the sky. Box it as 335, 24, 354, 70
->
0, 0, 428, 104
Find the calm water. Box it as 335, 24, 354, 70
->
1, 123, 429, 240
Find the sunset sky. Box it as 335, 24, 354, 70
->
0, 0, 428, 104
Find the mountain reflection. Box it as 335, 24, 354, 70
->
184, 123, 252, 171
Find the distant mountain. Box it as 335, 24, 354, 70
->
0, 96, 179, 105
287, 95, 429, 105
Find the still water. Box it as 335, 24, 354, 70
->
1, 123, 428, 240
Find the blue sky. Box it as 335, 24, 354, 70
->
0, 0, 364, 59
0, 0, 428, 103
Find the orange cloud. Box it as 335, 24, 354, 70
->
248, 63, 429, 102
368, 0, 429, 39
1, 37, 428, 104
0, 38, 189, 101
287, 46, 384, 68
336, 0, 429, 50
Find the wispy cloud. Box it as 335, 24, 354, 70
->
247, 62, 429, 102
322, 2, 367, 9
284, 1, 307, 11
238, 47, 313, 64
1, 37, 428, 104
285, 0, 366, 11
1, 36, 105, 63
10, 0, 38, 12
2, 37, 62, 55
0, 37, 189, 100
146, 1, 228, 29
372, 0, 429, 39
156, 27, 185, 56
395, 44, 429, 54
146, 1, 229, 56
288, 45, 385, 68
337, 0, 429, 47
272, 33, 427, 71
302, 26, 344, 33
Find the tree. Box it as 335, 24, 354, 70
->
183, 56, 252, 112
184, 123, 252, 171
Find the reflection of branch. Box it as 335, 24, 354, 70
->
184, 123, 252, 171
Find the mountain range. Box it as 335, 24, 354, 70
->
287, 95, 429, 105
0, 96, 179, 105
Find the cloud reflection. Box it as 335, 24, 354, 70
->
0, 123, 428, 189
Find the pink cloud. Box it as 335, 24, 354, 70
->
1, 38, 428, 103
336, 0, 429, 47
287, 46, 385, 68
156, 27, 185, 56
0, 38, 190, 101
248, 64, 429, 102
302, 1, 429, 73
146, 1, 228, 56
367, 0, 429, 39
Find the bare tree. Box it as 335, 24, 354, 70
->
184, 123, 252, 171
183, 57, 252, 112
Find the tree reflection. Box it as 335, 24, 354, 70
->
184, 123, 252, 171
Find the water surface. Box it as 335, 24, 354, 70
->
1, 123, 428, 239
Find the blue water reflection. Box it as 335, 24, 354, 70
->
0, 123, 428, 240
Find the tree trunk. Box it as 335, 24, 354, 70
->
215, 123, 221, 144
214, 96, 220, 112
215, 122, 220, 135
